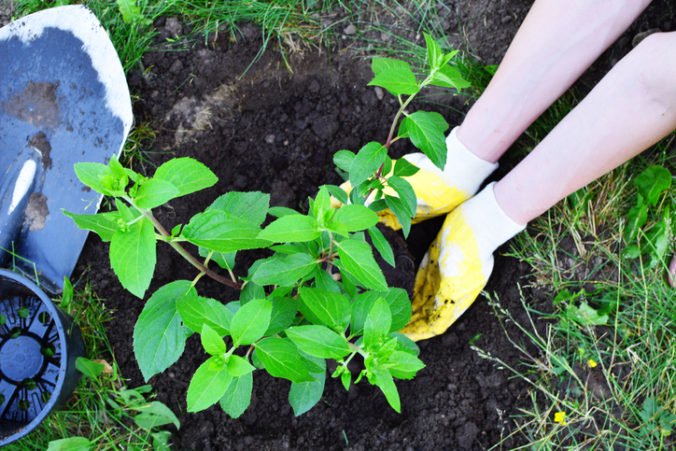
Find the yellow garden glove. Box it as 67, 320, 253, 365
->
337, 127, 499, 230
403, 183, 526, 341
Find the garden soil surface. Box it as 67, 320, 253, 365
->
65, 1, 674, 450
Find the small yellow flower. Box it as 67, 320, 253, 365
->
554, 411, 567, 425
587, 359, 598, 368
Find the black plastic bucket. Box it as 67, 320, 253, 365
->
0, 268, 84, 446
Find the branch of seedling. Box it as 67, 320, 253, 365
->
122, 195, 242, 290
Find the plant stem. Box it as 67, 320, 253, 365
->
124, 197, 241, 290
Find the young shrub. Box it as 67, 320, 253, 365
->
66, 34, 468, 416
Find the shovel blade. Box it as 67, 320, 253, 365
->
0, 6, 132, 294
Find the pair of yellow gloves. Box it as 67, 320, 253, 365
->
346, 127, 525, 341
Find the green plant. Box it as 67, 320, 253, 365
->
65, 34, 467, 417
622, 164, 673, 268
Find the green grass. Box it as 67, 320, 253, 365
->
478, 141, 675, 449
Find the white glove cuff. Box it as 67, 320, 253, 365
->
460, 182, 526, 257
403, 126, 498, 196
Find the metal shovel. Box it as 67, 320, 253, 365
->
0, 6, 132, 445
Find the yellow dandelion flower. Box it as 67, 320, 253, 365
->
588, 359, 598, 368
554, 411, 567, 425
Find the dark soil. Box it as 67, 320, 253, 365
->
75, 22, 540, 451
8, 0, 668, 449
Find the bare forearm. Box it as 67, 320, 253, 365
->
494, 32, 676, 224
458, 0, 653, 162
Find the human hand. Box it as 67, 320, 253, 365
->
402, 183, 525, 341
334, 127, 498, 230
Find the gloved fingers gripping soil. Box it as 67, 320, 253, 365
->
335, 158, 472, 231
403, 183, 525, 342
403, 207, 489, 341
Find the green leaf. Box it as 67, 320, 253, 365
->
387, 351, 425, 380
110, 217, 156, 298
152, 431, 172, 451
368, 58, 419, 96
352, 289, 411, 333
289, 358, 326, 416
226, 355, 255, 377
47, 437, 92, 451
341, 370, 352, 391
634, 165, 672, 206
313, 267, 342, 293
333, 150, 356, 172
392, 332, 420, 356
252, 253, 317, 286
254, 338, 314, 382
209, 191, 270, 226
624, 203, 648, 244
646, 214, 671, 267
134, 179, 181, 209
74, 162, 123, 196
74, 357, 103, 379
219, 372, 253, 419
268, 206, 300, 218
430, 64, 471, 90
372, 369, 401, 413
349, 142, 387, 187
240, 283, 264, 304
336, 239, 388, 291
230, 298, 272, 346
368, 227, 395, 267
258, 215, 320, 243
187, 356, 232, 412
183, 210, 269, 252
75, 357, 104, 379
64, 211, 120, 242
565, 301, 608, 326
154, 157, 218, 197
134, 281, 195, 381
325, 184, 348, 204
267, 297, 298, 335
424, 32, 443, 69
393, 158, 420, 177
298, 287, 351, 332
177, 294, 233, 336
311, 186, 332, 225
286, 325, 351, 359
385, 195, 411, 237
387, 176, 416, 217
399, 111, 449, 169
116, 0, 144, 23
364, 298, 392, 349
330, 205, 378, 232
201, 324, 226, 356
132, 401, 180, 431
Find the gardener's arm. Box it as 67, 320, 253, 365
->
458, 0, 653, 163
494, 31, 676, 224
405, 31, 676, 341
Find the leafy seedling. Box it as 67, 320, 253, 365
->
66, 34, 469, 416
